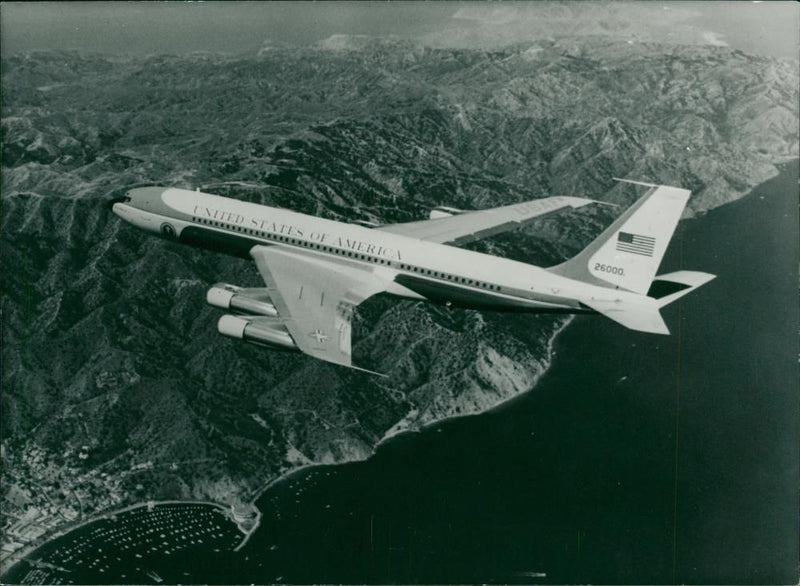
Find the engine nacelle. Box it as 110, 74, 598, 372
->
429, 206, 465, 220
217, 315, 297, 351
207, 283, 278, 317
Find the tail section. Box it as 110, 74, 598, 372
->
581, 295, 670, 335
548, 182, 691, 295
581, 270, 716, 335
548, 181, 715, 335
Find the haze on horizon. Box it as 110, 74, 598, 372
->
1, 1, 797, 59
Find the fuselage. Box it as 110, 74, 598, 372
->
110, 187, 632, 314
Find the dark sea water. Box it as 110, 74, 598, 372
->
4, 162, 797, 585
230, 162, 799, 585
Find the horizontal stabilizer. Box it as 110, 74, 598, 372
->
582, 296, 670, 335
649, 271, 716, 308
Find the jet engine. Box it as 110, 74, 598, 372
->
217, 315, 297, 351
206, 283, 278, 317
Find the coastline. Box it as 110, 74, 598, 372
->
7, 154, 796, 575
376, 315, 576, 446
1, 314, 574, 578
217, 158, 799, 559
237, 161, 799, 583
0, 499, 237, 579
237, 313, 577, 544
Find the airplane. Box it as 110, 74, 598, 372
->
109, 180, 714, 373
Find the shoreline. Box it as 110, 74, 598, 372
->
7, 155, 795, 573
239, 314, 577, 534
0, 499, 236, 579
375, 315, 575, 448
156, 155, 800, 551
1, 312, 578, 575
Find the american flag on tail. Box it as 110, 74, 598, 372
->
616, 231, 655, 256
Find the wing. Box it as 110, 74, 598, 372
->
377, 196, 595, 245
250, 245, 388, 372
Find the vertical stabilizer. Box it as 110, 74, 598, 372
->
548, 184, 690, 295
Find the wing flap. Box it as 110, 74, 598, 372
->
377, 196, 595, 245
250, 246, 388, 369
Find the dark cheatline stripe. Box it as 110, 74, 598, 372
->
393, 274, 588, 314
179, 225, 260, 258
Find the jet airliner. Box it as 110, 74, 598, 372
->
109, 182, 714, 372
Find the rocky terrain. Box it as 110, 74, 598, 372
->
2, 37, 797, 560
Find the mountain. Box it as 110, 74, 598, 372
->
2, 38, 797, 556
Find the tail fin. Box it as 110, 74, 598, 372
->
548, 182, 690, 295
